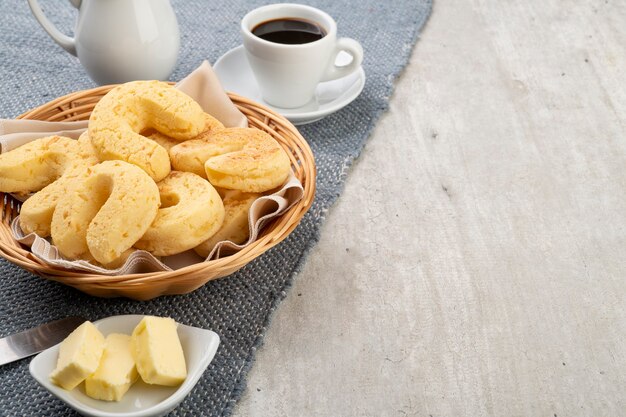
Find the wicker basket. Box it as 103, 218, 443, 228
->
0, 86, 316, 300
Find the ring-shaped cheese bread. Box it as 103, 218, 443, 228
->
134, 171, 225, 256
169, 127, 291, 192
147, 112, 224, 152
88, 80, 205, 181
0, 135, 82, 193
51, 160, 160, 264
194, 189, 259, 258
20, 133, 99, 237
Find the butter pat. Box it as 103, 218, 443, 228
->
49, 321, 105, 390
131, 316, 187, 386
85, 334, 138, 401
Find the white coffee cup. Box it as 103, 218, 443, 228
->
241, 4, 364, 109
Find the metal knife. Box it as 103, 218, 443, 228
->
0, 316, 87, 366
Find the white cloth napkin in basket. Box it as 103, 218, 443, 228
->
0, 61, 304, 275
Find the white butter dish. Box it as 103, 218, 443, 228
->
29, 315, 220, 417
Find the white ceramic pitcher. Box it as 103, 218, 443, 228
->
27, 0, 180, 85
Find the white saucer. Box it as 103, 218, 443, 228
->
214, 45, 365, 125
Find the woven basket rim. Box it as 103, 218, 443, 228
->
0, 85, 316, 295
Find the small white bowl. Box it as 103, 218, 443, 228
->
29, 315, 220, 417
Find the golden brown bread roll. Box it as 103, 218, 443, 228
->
19, 132, 99, 237
51, 160, 160, 264
169, 127, 291, 192
134, 171, 225, 256
194, 189, 259, 258
88, 80, 205, 181
0, 135, 81, 193
148, 112, 224, 154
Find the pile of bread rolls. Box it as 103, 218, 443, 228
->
0, 81, 291, 267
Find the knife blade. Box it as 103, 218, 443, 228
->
0, 316, 87, 366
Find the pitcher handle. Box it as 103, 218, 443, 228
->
27, 0, 78, 56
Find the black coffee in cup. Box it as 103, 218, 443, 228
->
242, 4, 363, 108
252, 18, 326, 45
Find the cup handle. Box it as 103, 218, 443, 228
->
321, 38, 364, 82
27, 0, 78, 56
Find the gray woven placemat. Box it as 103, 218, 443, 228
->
0, 0, 431, 415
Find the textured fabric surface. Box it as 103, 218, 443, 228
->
0, 0, 431, 415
